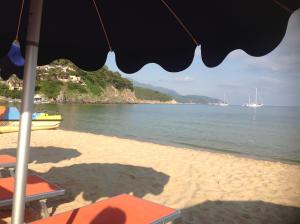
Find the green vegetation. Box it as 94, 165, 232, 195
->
0, 83, 22, 99
66, 82, 87, 94
35, 61, 133, 98
173, 95, 220, 104
133, 80, 221, 104
36, 80, 63, 99
51, 59, 76, 68
134, 87, 172, 102
78, 66, 133, 96
1, 60, 175, 103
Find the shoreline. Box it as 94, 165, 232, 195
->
59, 128, 300, 165
1, 96, 178, 105
1, 126, 299, 165
0, 124, 299, 165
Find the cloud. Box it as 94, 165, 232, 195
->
256, 76, 283, 85
244, 53, 300, 75
228, 10, 300, 75
228, 48, 300, 76
218, 83, 244, 90
174, 76, 194, 82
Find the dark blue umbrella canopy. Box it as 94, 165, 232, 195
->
0, 0, 299, 80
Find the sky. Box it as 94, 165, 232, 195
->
105, 10, 300, 106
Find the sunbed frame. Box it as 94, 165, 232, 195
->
0, 175, 65, 217
0, 155, 16, 177
29, 194, 180, 224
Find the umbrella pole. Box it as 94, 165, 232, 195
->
11, 1, 43, 224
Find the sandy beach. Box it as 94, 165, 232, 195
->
0, 129, 300, 223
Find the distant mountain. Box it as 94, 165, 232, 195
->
173, 95, 221, 104
131, 79, 221, 104
134, 87, 173, 102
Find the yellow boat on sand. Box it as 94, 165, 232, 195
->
0, 106, 62, 134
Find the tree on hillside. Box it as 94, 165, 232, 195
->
36, 80, 63, 99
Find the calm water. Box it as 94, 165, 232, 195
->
35, 104, 300, 163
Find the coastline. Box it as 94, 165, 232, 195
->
1, 98, 178, 105
59, 127, 300, 165
0, 129, 299, 223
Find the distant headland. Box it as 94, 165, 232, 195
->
0, 59, 220, 105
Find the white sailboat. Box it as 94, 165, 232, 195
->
242, 94, 251, 106
218, 93, 229, 106
246, 88, 264, 108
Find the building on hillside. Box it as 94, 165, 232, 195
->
57, 74, 84, 85
69, 75, 82, 83
6, 76, 23, 91
34, 94, 43, 103
38, 65, 75, 73
57, 75, 69, 82
37, 64, 85, 85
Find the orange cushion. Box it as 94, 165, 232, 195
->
0, 155, 16, 165
30, 194, 178, 224
0, 175, 61, 201
0, 106, 6, 119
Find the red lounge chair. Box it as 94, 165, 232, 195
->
0, 155, 16, 168
0, 175, 65, 217
29, 194, 180, 224
0, 155, 16, 176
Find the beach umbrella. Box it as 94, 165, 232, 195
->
0, 0, 299, 223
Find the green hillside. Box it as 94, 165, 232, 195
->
1, 59, 174, 103
134, 87, 172, 102
35, 60, 133, 100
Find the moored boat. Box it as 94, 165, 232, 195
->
0, 106, 62, 134
245, 88, 264, 108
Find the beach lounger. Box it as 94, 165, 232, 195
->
0, 155, 16, 176
0, 175, 65, 217
29, 194, 180, 224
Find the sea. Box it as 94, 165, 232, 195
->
35, 104, 300, 163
